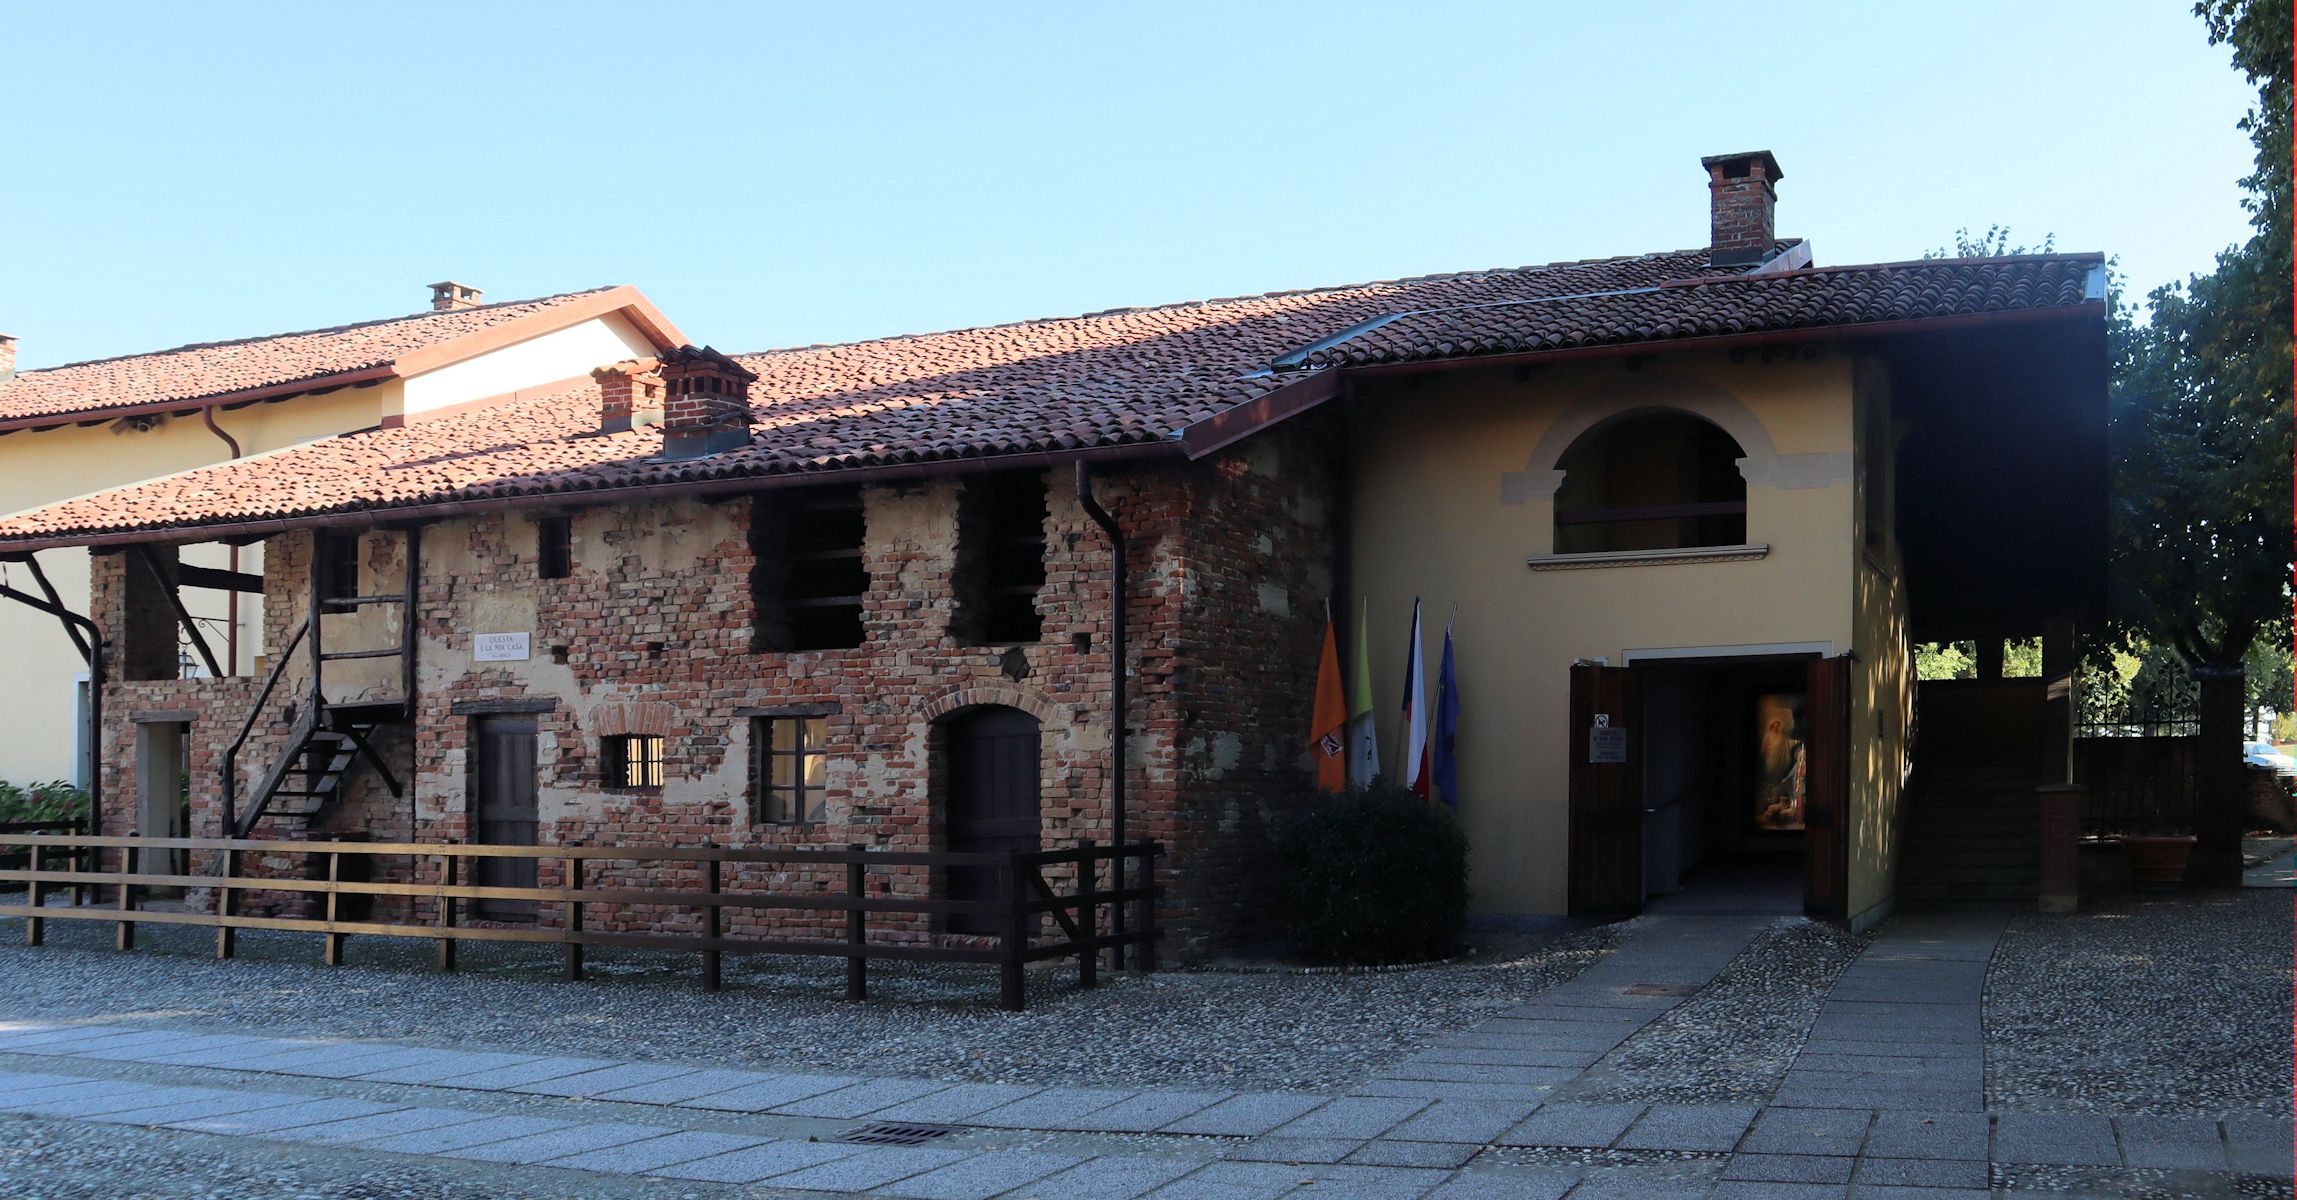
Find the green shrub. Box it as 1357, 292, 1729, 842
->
1273, 784, 1469, 965
0, 780, 89, 825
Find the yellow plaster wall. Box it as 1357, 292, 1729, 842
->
1346, 351, 1860, 916
1847, 357, 1914, 927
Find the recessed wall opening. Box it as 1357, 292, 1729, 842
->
751, 487, 867, 652
951, 471, 1047, 646
1554, 411, 1747, 554
1635, 655, 1818, 915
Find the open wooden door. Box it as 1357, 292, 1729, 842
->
1803, 655, 1852, 922
1568, 662, 1642, 916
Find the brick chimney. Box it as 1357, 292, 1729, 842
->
428, 281, 483, 311
654, 345, 757, 459
592, 358, 664, 434
1702, 151, 1784, 267
0, 333, 15, 381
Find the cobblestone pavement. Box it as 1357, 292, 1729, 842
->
0, 907, 2287, 1198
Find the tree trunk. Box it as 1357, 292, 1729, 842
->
2190, 663, 2247, 887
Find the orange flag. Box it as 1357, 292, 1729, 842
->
1311, 606, 1348, 792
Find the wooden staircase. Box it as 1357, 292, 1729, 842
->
1895, 777, 2040, 904
223, 530, 420, 837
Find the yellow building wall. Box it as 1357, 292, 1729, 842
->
1847, 357, 1914, 928
1346, 351, 1861, 916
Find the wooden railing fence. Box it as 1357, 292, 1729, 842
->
0, 835, 1160, 1011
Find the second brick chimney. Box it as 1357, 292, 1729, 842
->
0, 333, 15, 381
1702, 151, 1784, 267
592, 358, 664, 433
429, 281, 484, 311
655, 344, 757, 459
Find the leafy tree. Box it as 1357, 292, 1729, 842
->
1924, 225, 2057, 259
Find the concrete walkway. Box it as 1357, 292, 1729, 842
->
0, 911, 2287, 1198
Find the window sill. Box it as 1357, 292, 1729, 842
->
1526, 543, 1770, 572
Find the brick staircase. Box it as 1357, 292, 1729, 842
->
1895, 778, 2040, 904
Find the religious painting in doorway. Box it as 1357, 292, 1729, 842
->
1754, 691, 1808, 831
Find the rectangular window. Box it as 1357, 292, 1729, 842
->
952, 472, 1047, 645
537, 516, 572, 580
316, 531, 361, 600
600, 734, 665, 790
751, 488, 867, 652
752, 716, 828, 823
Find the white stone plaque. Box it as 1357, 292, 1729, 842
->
473, 632, 531, 662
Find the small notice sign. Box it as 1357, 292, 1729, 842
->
473, 632, 531, 662
1588, 714, 1627, 764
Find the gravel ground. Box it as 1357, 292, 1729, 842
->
1986, 889, 2295, 1116
0, 917, 1617, 1093
1561, 916, 1865, 1105
0, 1115, 766, 1200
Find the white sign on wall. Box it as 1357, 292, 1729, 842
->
473, 632, 532, 662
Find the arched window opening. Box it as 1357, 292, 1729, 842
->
1554, 412, 1747, 553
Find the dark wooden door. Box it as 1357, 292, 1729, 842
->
1569, 663, 1643, 916
1802, 655, 1852, 922
473, 716, 539, 922
944, 707, 1041, 935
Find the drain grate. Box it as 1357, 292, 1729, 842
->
836, 1123, 960, 1147
1621, 983, 1695, 996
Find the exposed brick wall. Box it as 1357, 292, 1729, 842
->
86, 429, 1343, 959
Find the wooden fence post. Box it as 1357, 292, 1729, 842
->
562, 856, 584, 982
115, 843, 136, 952
999, 850, 1026, 1012
24, 843, 43, 947
322, 850, 345, 966
845, 844, 867, 1002
436, 849, 458, 972
215, 848, 237, 960
702, 857, 722, 993
1075, 842, 1097, 991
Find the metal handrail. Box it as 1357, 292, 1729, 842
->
219, 622, 308, 834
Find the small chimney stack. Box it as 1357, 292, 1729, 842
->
428, 281, 484, 311
0, 334, 15, 381
1701, 151, 1784, 267
655, 345, 757, 459
592, 358, 664, 434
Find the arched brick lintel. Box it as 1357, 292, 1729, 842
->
917, 681, 1064, 727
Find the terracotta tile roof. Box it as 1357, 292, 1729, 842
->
1279, 255, 2106, 370
0, 246, 2108, 549
0, 288, 617, 425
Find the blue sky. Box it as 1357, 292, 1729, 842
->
0, 1, 2261, 369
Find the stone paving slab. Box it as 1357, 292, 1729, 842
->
1056, 1089, 1231, 1133
1853, 1155, 1990, 1188
1381, 1099, 1540, 1145
2224, 1116, 2296, 1176
674, 1072, 861, 1112
1350, 1079, 1556, 1103
79, 1089, 305, 1127
772, 1077, 952, 1119
1142, 1160, 1306, 1199
1159, 1092, 1330, 1137
417, 1054, 621, 1091
123, 1035, 296, 1067
356, 1051, 548, 1086
1739, 1106, 1871, 1156
72, 1033, 256, 1062
264, 1047, 457, 1081
964, 1086, 1137, 1130
192, 1041, 412, 1076
1496, 1101, 1645, 1148
2112, 1116, 2228, 1171
544, 1129, 771, 1175
1342, 1139, 1478, 1169
506, 1061, 698, 1098
1227, 1136, 1362, 1164
1378, 1061, 1579, 1086
877, 1149, 1090, 1200
1020, 1155, 1206, 1200
24, 1083, 216, 1119
865, 1082, 1044, 1124
166, 1096, 406, 1136
644, 1138, 864, 1183
759, 1145, 981, 1193
1613, 1101, 1758, 1153
356, 1113, 576, 1154
587, 1066, 785, 1105
1707, 1182, 1848, 1199
1265, 1096, 1429, 1140
1412, 1043, 1602, 1068
1992, 1112, 2120, 1166
1306, 1163, 1454, 1199
443, 1119, 676, 1165
1720, 1151, 1856, 1183
279, 1105, 498, 1146
1861, 1110, 1988, 1161
1422, 1170, 1578, 1200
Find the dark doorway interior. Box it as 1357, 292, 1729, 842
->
943, 706, 1041, 936
472, 715, 539, 922
1638, 657, 1813, 914
134, 720, 190, 894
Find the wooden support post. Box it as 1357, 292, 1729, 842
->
999, 851, 1026, 1012
24, 843, 44, 947
1075, 842, 1097, 991
436, 851, 457, 972
562, 856, 584, 982
215, 848, 237, 960
844, 844, 867, 1002
2041, 618, 2077, 787
322, 851, 344, 965
115, 843, 135, 952
701, 858, 722, 993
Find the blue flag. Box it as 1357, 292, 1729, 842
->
1434, 623, 1461, 807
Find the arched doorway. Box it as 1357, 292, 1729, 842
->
942, 706, 1041, 935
